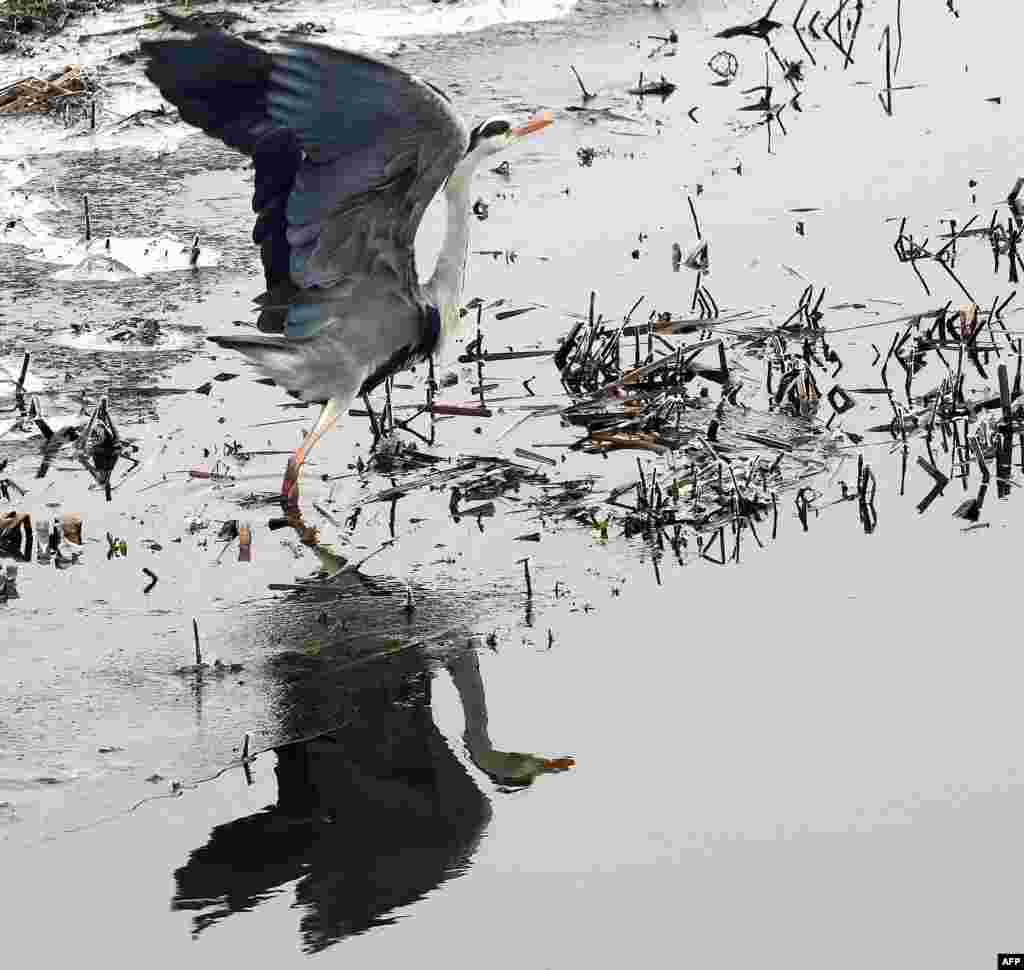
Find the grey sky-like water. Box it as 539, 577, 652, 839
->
3, 0, 1024, 967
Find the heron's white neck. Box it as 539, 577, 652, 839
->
427, 162, 476, 340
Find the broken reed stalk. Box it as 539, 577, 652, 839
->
514, 447, 557, 466
83, 194, 91, 242
429, 403, 492, 418
427, 354, 437, 445
583, 290, 598, 361
844, 0, 864, 68
880, 25, 893, 116
457, 349, 553, 363
687, 195, 702, 240
381, 377, 393, 434
476, 305, 486, 410
894, 0, 903, 76
518, 556, 533, 598
570, 64, 593, 100
192, 617, 202, 666
997, 362, 1014, 496
16, 351, 29, 395
691, 271, 703, 313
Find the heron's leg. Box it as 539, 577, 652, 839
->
281, 398, 340, 504
383, 377, 394, 434
361, 391, 382, 449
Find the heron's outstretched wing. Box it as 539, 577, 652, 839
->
142, 17, 468, 336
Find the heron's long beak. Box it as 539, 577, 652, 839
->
512, 111, 554, 138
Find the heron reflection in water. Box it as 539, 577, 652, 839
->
173, 602, 572, 951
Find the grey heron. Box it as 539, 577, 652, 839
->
141, 15, 552, 504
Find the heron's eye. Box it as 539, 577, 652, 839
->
467, 119, 511, 155
479, 119, 510, 138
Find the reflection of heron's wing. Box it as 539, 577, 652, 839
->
173, 672, 490, 952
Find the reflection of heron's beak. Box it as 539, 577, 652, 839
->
538, 756, 575, 772
474, 749, 575, 785
512, 111, 554, 138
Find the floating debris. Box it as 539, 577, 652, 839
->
708, 50, 739, 81
0, 510, 32, 560
628, 73, 676, 99
514, 447, 557, 466
238, 522, 252, 563
0, 65, 88, 115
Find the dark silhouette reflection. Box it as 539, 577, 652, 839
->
173, 580, 571, 951
174, 660, 486, 949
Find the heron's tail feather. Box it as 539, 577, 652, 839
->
207, 334, 364, 406
208, 334, 294, 354
207, 334, 306, 393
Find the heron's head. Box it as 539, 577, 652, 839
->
465, 111, 554, 162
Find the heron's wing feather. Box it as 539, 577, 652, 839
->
141, 21, 301, 331
267, 43, 468, 300
142, 24, 468, 341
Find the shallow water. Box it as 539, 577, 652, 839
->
3, 0, 1024, 967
